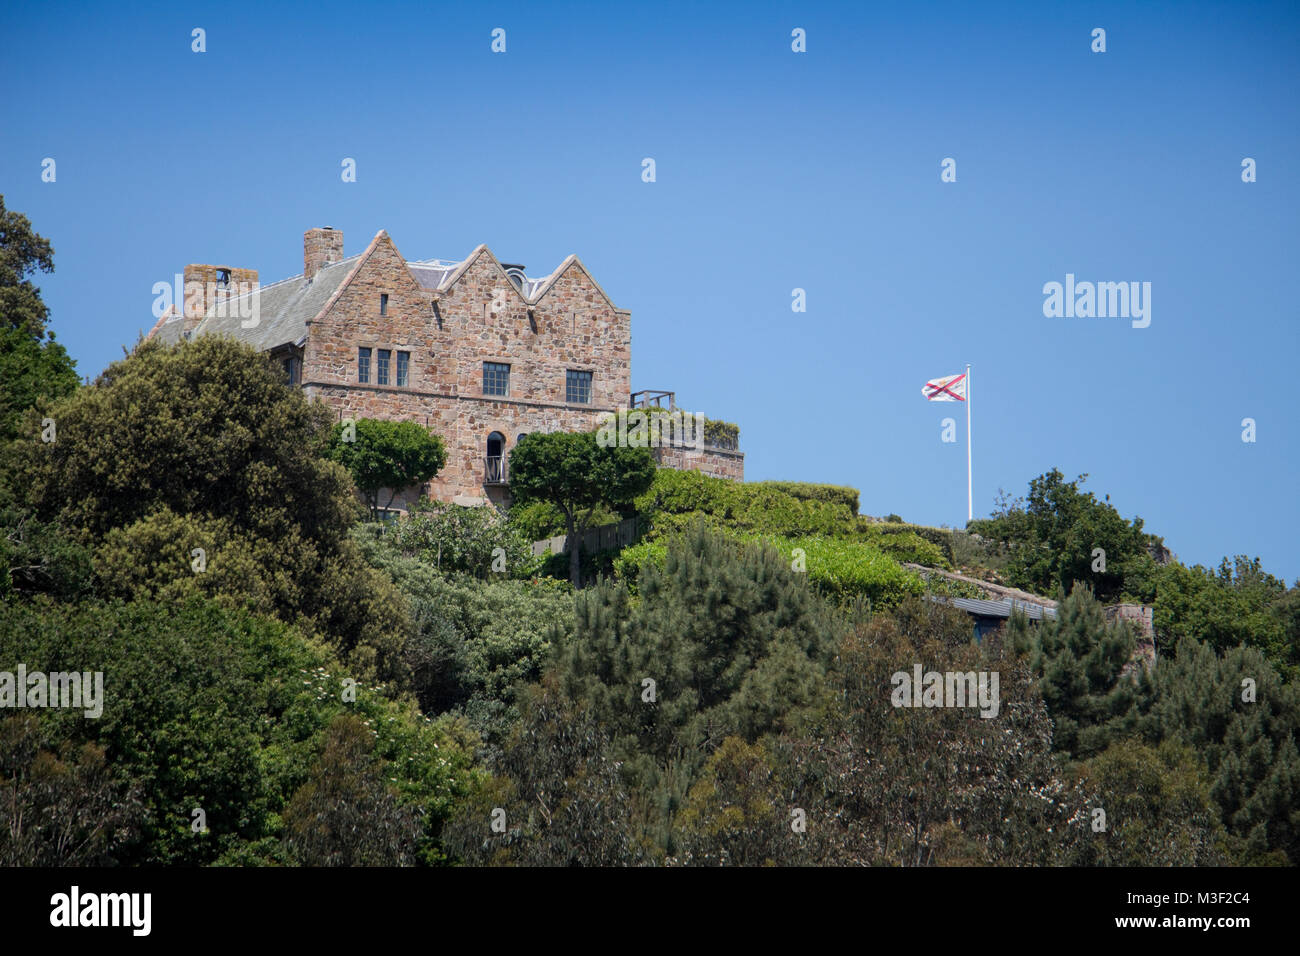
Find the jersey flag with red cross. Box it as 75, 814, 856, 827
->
922, 372, 967, 402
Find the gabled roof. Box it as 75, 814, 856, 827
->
410, 245, 624, 312
145, 232, 624, 353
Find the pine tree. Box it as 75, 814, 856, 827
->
1143, 638, 1300, 864
1006, 583, 1140, 760
557, 522, 840, 855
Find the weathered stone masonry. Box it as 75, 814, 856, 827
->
145, 227, 743, 506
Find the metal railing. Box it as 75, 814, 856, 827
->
484, 455, 508, 485
629, 389, 675, 409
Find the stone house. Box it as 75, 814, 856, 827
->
145, 227, 743, 507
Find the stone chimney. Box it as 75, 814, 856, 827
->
304, 227, 344, 280
182, 264, 259, 335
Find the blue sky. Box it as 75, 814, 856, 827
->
2, 1, 1297, 581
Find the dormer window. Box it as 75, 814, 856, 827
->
503, 265, 526, 292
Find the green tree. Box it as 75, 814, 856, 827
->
1071, 739, 1232, 866
789, 597, 1088, 866
1005, 583, 1141, 761
0, 596, 480, 866
1141, 637, 1300, 864
0, 197, 79, 442
0, 195, 56, 337
442, 675, 639, 866
283, 715, 424, 866
508, 430, 655, 586
673, 736, 805, 866
326, 417, 446, 519
0, 504, 93, 600
8, 336, 409, 683
970, 469, 1157, 601
1153, 556, 1291, 675
0, 715, 143, 866
557, 523, 840, 853
0, 325, 80, 444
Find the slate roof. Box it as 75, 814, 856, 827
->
148, 255, 361, 350
927, 594, 1058, 621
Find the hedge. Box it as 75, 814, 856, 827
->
635, 469, 856, 538
613, 525, 924, 610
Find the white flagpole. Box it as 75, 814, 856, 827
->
966, 363, 973, 524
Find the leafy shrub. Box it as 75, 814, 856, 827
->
386, 500, 541, 579
758, 481, 859, 515
612, 539, 667, 592
857, 519, 955, 564
325, 417, 446, 518
357, 534, 574, 742
769, 535, 925, 609
853, 523, 951, 568
0, 597, 480, 866
613, 525, 922, 611
636, 469, 855, 539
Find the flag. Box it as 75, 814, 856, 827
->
922, 372, 967, 402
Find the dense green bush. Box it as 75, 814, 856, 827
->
356, 532, 575, 745
611, 539, 667, 592
768, 534, 925, 609
6, 336, 411, 685
636, 469, 856, 539
855, 521, 953, 568
968, 469, 1158, 602
756, 481, 859, 515
384, 500, 542, 579
1151, 557, 1294, 676
0, 597, 480, 866
613, 526, 922, 610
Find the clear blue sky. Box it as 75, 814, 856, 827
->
3, 1, 1297, 581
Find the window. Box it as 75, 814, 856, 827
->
380, 293, 388, 316
358, 347, 371, 383
216, 268, 231, 288
483, 361, 510, 396
566, 369, 593, 404
377, 349, 391, 386
281, 355, 300, 385
396, 351, 409, 387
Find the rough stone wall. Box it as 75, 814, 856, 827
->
652, 444, 745, 481
304, 227, 344, 279
1106, 603, 1158, 675
182, 264, 259, 334
301, 235, 631, 504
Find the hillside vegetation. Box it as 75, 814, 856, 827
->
2, 204, 1296, 866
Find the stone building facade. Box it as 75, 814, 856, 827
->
146, 227, 743, 506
